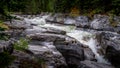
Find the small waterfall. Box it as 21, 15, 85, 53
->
24, 15, 109, 64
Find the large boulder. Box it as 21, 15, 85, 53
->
90, 15, 112, 30
54, 39, 84, 68
101, 32, 120, 68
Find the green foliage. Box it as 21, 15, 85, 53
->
0, 0, 120, 15
0, 52, 15, 68
0, 33, 9, 40
0, 20, 9, 40
14, 38, 29, 51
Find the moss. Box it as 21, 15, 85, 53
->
0, 52, 15, 68
109, 14, 118, 27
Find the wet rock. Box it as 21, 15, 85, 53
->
83, 48, 96, 61
23, 28, 46, 35
79, 60, 115, 68
23, 27, 66, 35
0, 40, 13, 54
64, 17, 76, 25
55, 41, 84, 68
44, 28, 66, 35
27, 33, 66, 42
26, 15, 48, 25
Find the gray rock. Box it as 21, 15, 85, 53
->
27, 33, 66, 42
23, 28, 47, 35
0, 40, 13, 54
46, 13, 65, 24
101, 32, 120, 68
90, 15, 111, 30
53, 13, 65, 23
28, 42, 67, 68
75, 16, 90, 27
64, 18, 76, 25
5, 20, 32, 29
114, 26, 120, 33
23, 27, 66, 35
83, 48, 96, 61
9, 50, 42, 68
54, 42, 84, 68
79, 60, 115, 68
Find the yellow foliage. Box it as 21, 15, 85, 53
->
0, 23, 9, 30
70, 7, 80, 17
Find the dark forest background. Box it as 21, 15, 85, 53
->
0, 0, 120, 16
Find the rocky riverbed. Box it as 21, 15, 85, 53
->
1, 13, 120, 68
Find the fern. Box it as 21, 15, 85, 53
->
14, 38, 29, 51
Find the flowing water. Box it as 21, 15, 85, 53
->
24, 15, 109, 64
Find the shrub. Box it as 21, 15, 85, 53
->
0, 52, 15, 68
